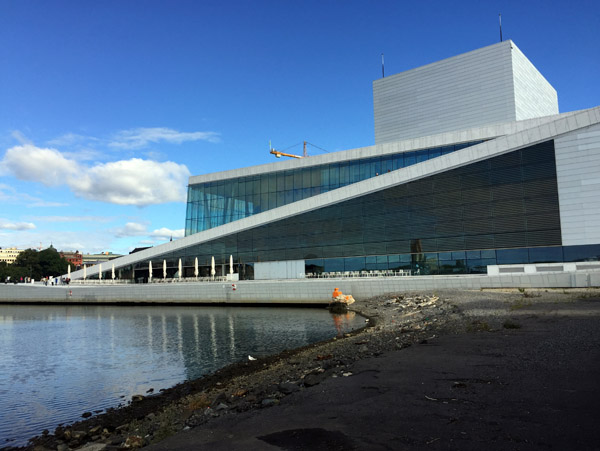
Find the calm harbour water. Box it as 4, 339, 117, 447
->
0, 304, 362, 447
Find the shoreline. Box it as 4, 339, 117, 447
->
10, 288, 600, 450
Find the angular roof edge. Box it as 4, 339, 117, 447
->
188, 109, 586, 185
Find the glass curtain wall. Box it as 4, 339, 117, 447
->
123, 139, 581, 281
185, 141, 485, 235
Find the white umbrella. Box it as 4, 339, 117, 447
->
211, 256, 216, 279
98, 263, 102, 281
83, 264, 87, 280
178, 259, 182, 280
194, 257, 198, 278
229, 255, 234, 275
149, 261, 152, 280
111, 263, 115, 280
163, 259, 167, 279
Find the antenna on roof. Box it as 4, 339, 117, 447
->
499, 13, 503, 42
381, 53, 385, 78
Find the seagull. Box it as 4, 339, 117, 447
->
248, 355, 257, 361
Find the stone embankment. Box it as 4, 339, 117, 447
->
15, 288, 600, 450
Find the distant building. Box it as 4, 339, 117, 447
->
0, 247, 23, 264
60, 250, 83, 268
70, 40, 600, 281
82, 252, 123, 267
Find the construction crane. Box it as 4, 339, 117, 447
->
270, 141, 308, 159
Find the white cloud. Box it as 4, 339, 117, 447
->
0, 219, 36, 231
1, 144, 80, 186
1, 145, 190, 206
109, 127, 220, 149
46, 132, 98, 147
71, 158, 190, 205
114, 222, 148, 237
150, 227, 184, 240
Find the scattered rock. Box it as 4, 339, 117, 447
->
233, 389, 248, 397
211, 392, 227, 407
303, 373, 325, 387
78, 443, 108, 451
131, 394, 145, 402
123, 434, 144, 448
278, 382, 300, 395
82, 411, 92, 418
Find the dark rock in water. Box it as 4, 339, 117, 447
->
328, 302, 349, 313
131, 394, 144, 402
82, 411, 92, 418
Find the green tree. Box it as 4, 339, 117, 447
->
38, 247, 69, 278
13, 249, 41, 279
12, 247, 70, 280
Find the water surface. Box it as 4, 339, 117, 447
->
0, 304, 361, 446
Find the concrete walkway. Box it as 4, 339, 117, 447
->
148, 298, 600, 450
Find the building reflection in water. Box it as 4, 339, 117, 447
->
0, 304, 364, 447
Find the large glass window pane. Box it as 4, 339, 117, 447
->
323, 258, 344, 272
338, 163, 348, 186
294, 170, 302, 189
285, 171, 294, 190
496, 248, 529, 264
252, 178, 261, 195
563, 244, 600, 262
481, 250, 496, 259
321, 166, 330, 187
394, 154, 404, 169
416, 150, 428, 163
373, 158, 381, 176
528, 247, 563, 263
349, 161, 360, 183
268, 174, 277, 192
276, 172, 285, 192
302, 170, 311, 189
329, 164, 339, 188
344, 257, 365, 271
260, 176, 269, 194
359, 160, 370, 180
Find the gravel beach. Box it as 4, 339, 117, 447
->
15, 288, 600, 450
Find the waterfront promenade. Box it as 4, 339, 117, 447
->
2, 269, 600, 305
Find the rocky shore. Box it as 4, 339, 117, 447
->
11, 288, 600, 450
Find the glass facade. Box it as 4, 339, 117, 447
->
118, 139, 600, 281
185, 141, 485, 235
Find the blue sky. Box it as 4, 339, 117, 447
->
1, 0, 599, 255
